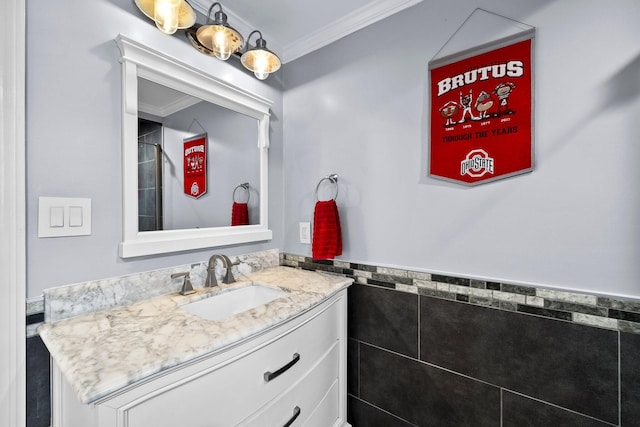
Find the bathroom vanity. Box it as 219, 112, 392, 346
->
39, 266, 352, 427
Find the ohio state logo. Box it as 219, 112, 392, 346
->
190, 182, 200, 196
460, 149, 495, 177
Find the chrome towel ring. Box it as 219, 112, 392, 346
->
233, 182, 250, 203
315, 174, 339, 201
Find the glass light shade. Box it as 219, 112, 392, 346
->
196, 24, 244, 61
212, 26, 232, 60
134, 0, 196, 31
241, 48, 281, 80
154, 0, 181, 34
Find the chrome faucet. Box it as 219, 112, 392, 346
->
205, 254, 236, 288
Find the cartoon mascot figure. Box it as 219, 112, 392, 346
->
458, 90, 479, 123
474, 90, 494, 119
494, 82, 516, 116
439, 100, 459, 127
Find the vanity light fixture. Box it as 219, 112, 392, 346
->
240, 30, 281, 80
136, 0, 282, 79
195, 2, 244, 61
134, 0, 196, 34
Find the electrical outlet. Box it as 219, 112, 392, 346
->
299, 222, 311, 244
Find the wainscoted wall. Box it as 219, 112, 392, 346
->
26, 253, 640, 426
282, 254, 640, 427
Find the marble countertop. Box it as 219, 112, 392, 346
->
38, 266, 352, 404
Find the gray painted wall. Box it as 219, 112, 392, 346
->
160, 102, 261, 230
282, 0, 640, 298
26, 0, 284, 298
25, 0, 640, 299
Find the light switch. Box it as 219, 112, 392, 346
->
49, 206, 64, 227
39, 197, 91, 237
69, 206, 83, 227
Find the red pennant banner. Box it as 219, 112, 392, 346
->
183, 133, 207, 198
429, 37, 534, 185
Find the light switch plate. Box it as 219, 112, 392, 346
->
38, 197, 92, 237
299, 222, 311, 244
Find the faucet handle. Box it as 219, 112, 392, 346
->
171, 272, 195, 296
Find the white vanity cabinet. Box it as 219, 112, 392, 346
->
52, 290, 350, 427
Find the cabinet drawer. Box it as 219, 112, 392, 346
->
126, 299, 340, 427
238, 342, 340, 427
302, 379, 340, 427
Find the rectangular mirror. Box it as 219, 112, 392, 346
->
137, 78, 260, 231
116, 35, 272, 258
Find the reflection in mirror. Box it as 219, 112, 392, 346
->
138, 118, 163, 231
137, 78, 260, 232
116, 34, 273, 258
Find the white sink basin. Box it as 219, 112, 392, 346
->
181, 284, 288, 321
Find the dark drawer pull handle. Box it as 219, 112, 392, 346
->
282, 406, 301, 427
264, 353, 300, 382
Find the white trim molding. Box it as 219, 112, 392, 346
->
282, 0, 423, 63
0, 0, 27, 426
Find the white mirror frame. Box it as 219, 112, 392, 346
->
115, 34, 272, 258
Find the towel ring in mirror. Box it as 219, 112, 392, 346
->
233, 183, 250, 203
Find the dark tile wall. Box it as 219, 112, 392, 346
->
282, 255, 640, 427
348, 284, 418, 357
359, 342, 501, 426
346, 282, 630, 426
621, 332, 640, 425
348, 396, 417, 427
420, 296, 619, 423
502, 392, 615, 427
26, 336, 50, 427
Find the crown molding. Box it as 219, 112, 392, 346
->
282, 0, 422, 63
139, 94, 202, 117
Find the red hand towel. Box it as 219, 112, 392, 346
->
231, 202, 249, 226
312, 200, 342, 260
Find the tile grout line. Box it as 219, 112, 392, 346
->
503, 389, 619, 427
500, 388, 503, 427
618, 330, 621, 427
417, 293, 421, 361
347, 394, 419, 427
357, 339, 361, 399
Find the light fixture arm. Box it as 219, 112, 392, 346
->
206, 2, 226, 25
244, 30, 266, 51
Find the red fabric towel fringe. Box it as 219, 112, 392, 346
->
312, 200, 342, 260
231, 202, 249, 226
